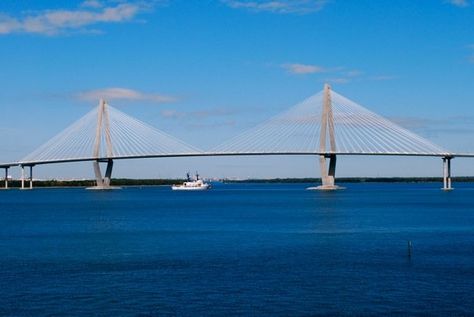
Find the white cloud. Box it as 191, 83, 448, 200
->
0, 1, 153, 36
325, 77, 350, 84
160, 108, 237, 130
446, 0, 469, 7
81, 0, 104, 9
345, 70, 363, 77
77, 88, 176, 103
282, 63, 325, 74
390, 115, 474, 135
161, 108, 235, 119
160, 109, 184, 119
369, 75, 397, 81
280, 61, 396, 84
221, 0, 329, 14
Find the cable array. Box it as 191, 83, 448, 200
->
20, 88, 448, 165
20, 104, 202, 164
211, 89, 447, 155
211, 92, 325, 153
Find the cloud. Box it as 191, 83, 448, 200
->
0, 1, 154, 36
280, 61, 396, 84
322, 73, 396, 84
221, 0, 329, 14
77, 87, 176, 103
186, 120, 237, 129
160, 108, 237, 130
369, 75, 397, 81
390, 115, 474, 136
345, 70, 363, 77
325, 77, 350, 84
160, 108, 236, 119
281, 63, 362, 81
322, 68, 362, 84
282, 63, 325, 74
446, 0, 469, 7
81, 0, 104, 9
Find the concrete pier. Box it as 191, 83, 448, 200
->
29, 166, 33, 189
21, 165, 25, 190
442, 156, 453, 190
2, 167, 8, 189
88, 159, 120, 190
313, 154, 342, 190
19, 165, 34, 190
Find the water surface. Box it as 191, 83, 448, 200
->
1, 183, 473, 315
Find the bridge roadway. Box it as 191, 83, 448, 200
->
1, 151, 474, 168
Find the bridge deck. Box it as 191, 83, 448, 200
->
0, 151, 472, 168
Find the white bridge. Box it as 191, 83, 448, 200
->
1, 84, 471, 190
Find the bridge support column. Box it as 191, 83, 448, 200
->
442, 156, 453, 191
88, 159, 118, 190
104, 159, 113, 187
2, 167, 8, 189
29, 166, 34, 190
315, 154, 341, 190
93, 160, 104, 188
20, 165, 25, 190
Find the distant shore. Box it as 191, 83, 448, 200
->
3, 178, 183, 188
223, 177, 474, 184
2, 177, 474, 188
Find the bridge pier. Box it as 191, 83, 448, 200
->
88, 159, 118, 190
315, 154, 341, 190
20, 165, 25, 190
2, 167, 8, 189
93, 160, 104, 187
442, 156, 453, 190
20, 165, 34, 190
104, 159, 113, 187
320, 154, 335, 187
29, 165, 34, 189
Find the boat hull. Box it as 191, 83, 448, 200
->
171, 184, 210, 191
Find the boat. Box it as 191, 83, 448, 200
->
171, 172, 210, 191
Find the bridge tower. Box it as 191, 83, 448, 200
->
316, 84, 341, 190
89, 99, 116, 190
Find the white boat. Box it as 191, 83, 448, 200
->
172, 172, 210, 191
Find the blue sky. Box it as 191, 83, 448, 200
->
0, 0, 473, 179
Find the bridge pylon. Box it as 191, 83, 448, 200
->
88, 99, 119, 190
314, 84, 342, 190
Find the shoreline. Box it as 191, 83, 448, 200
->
223, 177, 474, 184
2, 177, 474, 188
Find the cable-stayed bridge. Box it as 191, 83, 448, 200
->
1, 84, 471, 190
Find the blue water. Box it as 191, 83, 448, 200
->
1, 183, 473, 316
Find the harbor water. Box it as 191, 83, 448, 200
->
1, 183, 473, 315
